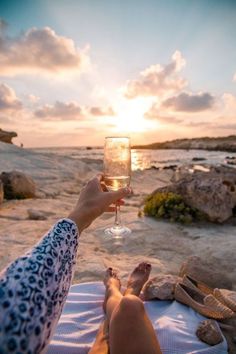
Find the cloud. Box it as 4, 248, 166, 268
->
155, 115, 182, 124
0, 26, 89, 76
27, 94, 40, 103
89, 106, 115, 116
233, 73, 236, 81
34, 101, 115, 120
162, 92, 215, 112
123, 51, 187, 99
35, 101, 84, 120
145, 104, 182, 124
184, 121, 212, 127
217, 123, 236, 130
0, 83, 22, 110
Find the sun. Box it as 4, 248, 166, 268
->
112, 97, 158, 133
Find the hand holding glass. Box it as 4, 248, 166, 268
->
104, 137, 131, 237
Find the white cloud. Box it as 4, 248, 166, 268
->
0, 83, 22, 111
123, 50, 187, 99
0, 26, 89, 76
222, 93, 236, 112
27, 94, 40, 103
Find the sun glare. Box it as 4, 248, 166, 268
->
113, 98, 158, 133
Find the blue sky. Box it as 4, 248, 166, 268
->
0, 0, 235, 146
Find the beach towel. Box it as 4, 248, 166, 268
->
47, 281, 227, 354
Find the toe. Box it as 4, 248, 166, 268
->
139, 262, 146, 271
135, 264, 141, 272
107, 267, 113, 275
145, 263, 152, 272
112, 270, 118, 278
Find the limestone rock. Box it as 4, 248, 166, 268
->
179, 256, 232, 290
196, 320, 223, 345
27, 208, 55, 220
0, 128, 17, 144
142, 274, 181, 300
153, 165, 236, 223
27, 209, 48, 220
0, 170, 36, 199
0, 181, 3, 203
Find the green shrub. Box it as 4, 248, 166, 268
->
144, 192, 204, 224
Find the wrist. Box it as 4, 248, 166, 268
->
68, 209, 87, 234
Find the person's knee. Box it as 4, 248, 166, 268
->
118, 295, 145, 317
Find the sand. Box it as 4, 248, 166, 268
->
0, 141, 236, 290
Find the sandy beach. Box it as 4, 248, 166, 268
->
0, 141, 235, 291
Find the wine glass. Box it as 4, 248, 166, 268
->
104, 137, 131, 237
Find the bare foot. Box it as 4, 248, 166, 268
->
103, 267, 121, 313
124, 262, 152, 296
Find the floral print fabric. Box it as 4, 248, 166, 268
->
0, 218, 79, 354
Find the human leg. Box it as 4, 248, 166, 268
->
109, 294, 162, 354
88, 320, 109, 354
88, 268, 122, 354
104, 262, 152, 322
89, 263, 160, 354
108, 263, 161, 354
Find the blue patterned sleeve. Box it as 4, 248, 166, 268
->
0, 218, 79, 354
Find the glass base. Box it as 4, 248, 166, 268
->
105, 225, 131, 238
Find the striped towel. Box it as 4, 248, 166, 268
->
47, 282, 227, 354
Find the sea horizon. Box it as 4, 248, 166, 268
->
21, 134, 236, 150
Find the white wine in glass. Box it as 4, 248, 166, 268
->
104, 137, 131, 237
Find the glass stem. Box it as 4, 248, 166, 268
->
114, 203, 122, 228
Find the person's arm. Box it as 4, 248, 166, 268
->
0, 218, 79, 353
0, 174, 131, 353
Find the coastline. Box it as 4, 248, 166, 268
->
132, 135, 236, 152
0, 141, 235, 291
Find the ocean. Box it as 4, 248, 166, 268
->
33, 147, 236, 171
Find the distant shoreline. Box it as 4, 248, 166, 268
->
132, 135, 236, 153
2, 132, 235, 152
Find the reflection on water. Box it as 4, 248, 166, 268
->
33, 147, 236, 171
131, 150, 155, 170
130, 149, 236, 171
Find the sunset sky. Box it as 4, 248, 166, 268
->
0, 0, 236, 147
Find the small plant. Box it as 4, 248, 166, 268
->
137, 209, 143, 218
144, 192, 204, 224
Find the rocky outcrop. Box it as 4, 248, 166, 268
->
196, 320, 223, 345
0, 181, 3, 203
143, 275, 181, 300
133, 135, 236, 152
0, 171, 36, 199
27, 209, 48, 220
0, 128, 17, 144
179, 256, 233, 290
27, 209, 55, 220
152, 165, 236, 223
